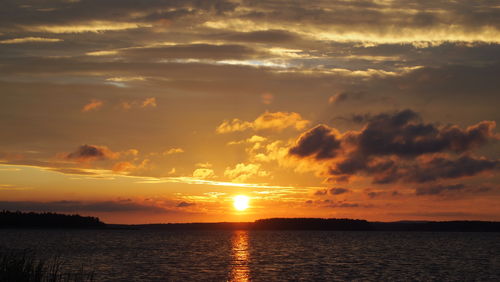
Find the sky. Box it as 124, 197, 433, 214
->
0, 0, 499, 224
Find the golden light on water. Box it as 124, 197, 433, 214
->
230, 230, 250, 281
233, 195, 250, 211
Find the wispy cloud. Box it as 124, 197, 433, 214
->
0, 37, 62, 44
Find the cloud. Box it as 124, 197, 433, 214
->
0, 37, 62, 44
329, 187, 350, 195
121, 44, 260, 60
216, 119, 252, 134
163, 148, 184, 155
192, 168, 216, 179
253, 111, 309, 131
64, 144, 119, 162
141, 97, 157, 108
21, 21, 152, 34
407, 156, 498, 183
353, 110, 497, 157
223, 163, 269, 182
221, 29, 300, 43
48, 168, 98, 175
227, 135, 267, 145
106, 76, 145, 82
366, 191, 386, 199
328, 91, 364, 105
81, 99, 103, 112
112, 161, 136, 172
195, 162, 213, 168
177, 201, 195, 208
119, 97, 157, 110
289, 125, 342, 160
415, 184, 465, 196
288, 109, 499, 185
261, 92, 274, 104
314, 189, 327, 196
216, 111, 309, 133
0, 184, 31, 191
0, 200, 169, 213
324, 201, 362, 208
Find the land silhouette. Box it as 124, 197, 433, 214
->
0, 210, 105, 228
1, 210, 499, 232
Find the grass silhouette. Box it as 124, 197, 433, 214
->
0, 250, 94, 282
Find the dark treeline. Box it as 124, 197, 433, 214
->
131, 218, 500, 232
0, 210, 105, 228
1, 210, 500, 231
253, 218, 371, 230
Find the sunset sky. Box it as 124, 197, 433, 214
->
1, 0, 499, 224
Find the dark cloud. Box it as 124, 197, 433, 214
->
357, 109, 495, 156
415, 184, 465, 196
352, 110, 496, 158
333, 113, 373, 124
329, 187, 349, 195
176, 201, 195, 207
220, 30, 300, 43
0, 200, 169, 213
329, 91, 364, 105
354, 154, 498, 185
366, 191, 385, 198
65, 144, 118, 162
314, 189, 327, 196
289, 125, 341, 160
409, 156, 498, 183
0, 0, 236, 28
290, 109, 498, 185
240, 0, 500, 31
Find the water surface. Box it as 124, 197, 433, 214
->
1, 229, 498, 281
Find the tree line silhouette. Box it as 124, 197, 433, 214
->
1, 210, 499, 231
0, 210, 105, 228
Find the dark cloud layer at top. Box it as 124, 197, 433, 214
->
0, 0, 236, 28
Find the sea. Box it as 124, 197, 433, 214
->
1, 229, 499, 281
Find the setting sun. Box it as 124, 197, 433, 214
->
233, 195, 250, 211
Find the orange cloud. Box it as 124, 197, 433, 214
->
224, 163, 269, 182
113, 161, 136, 172
196, 162, 213, 168
118, 98, 157, 110
142, 97, 157, 108
193, 168, 216, 179
81, 99, 103, 112
216, 111, 309, 133
261, 92, 274, 104
163, 148, 184, 155
228, 135, 267, 145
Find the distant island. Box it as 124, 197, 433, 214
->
0, 210, 105, 228
1, 211, 499, 232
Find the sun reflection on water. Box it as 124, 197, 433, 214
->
230, 230, 250, 282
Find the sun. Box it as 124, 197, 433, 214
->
233, 195, 249, 211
